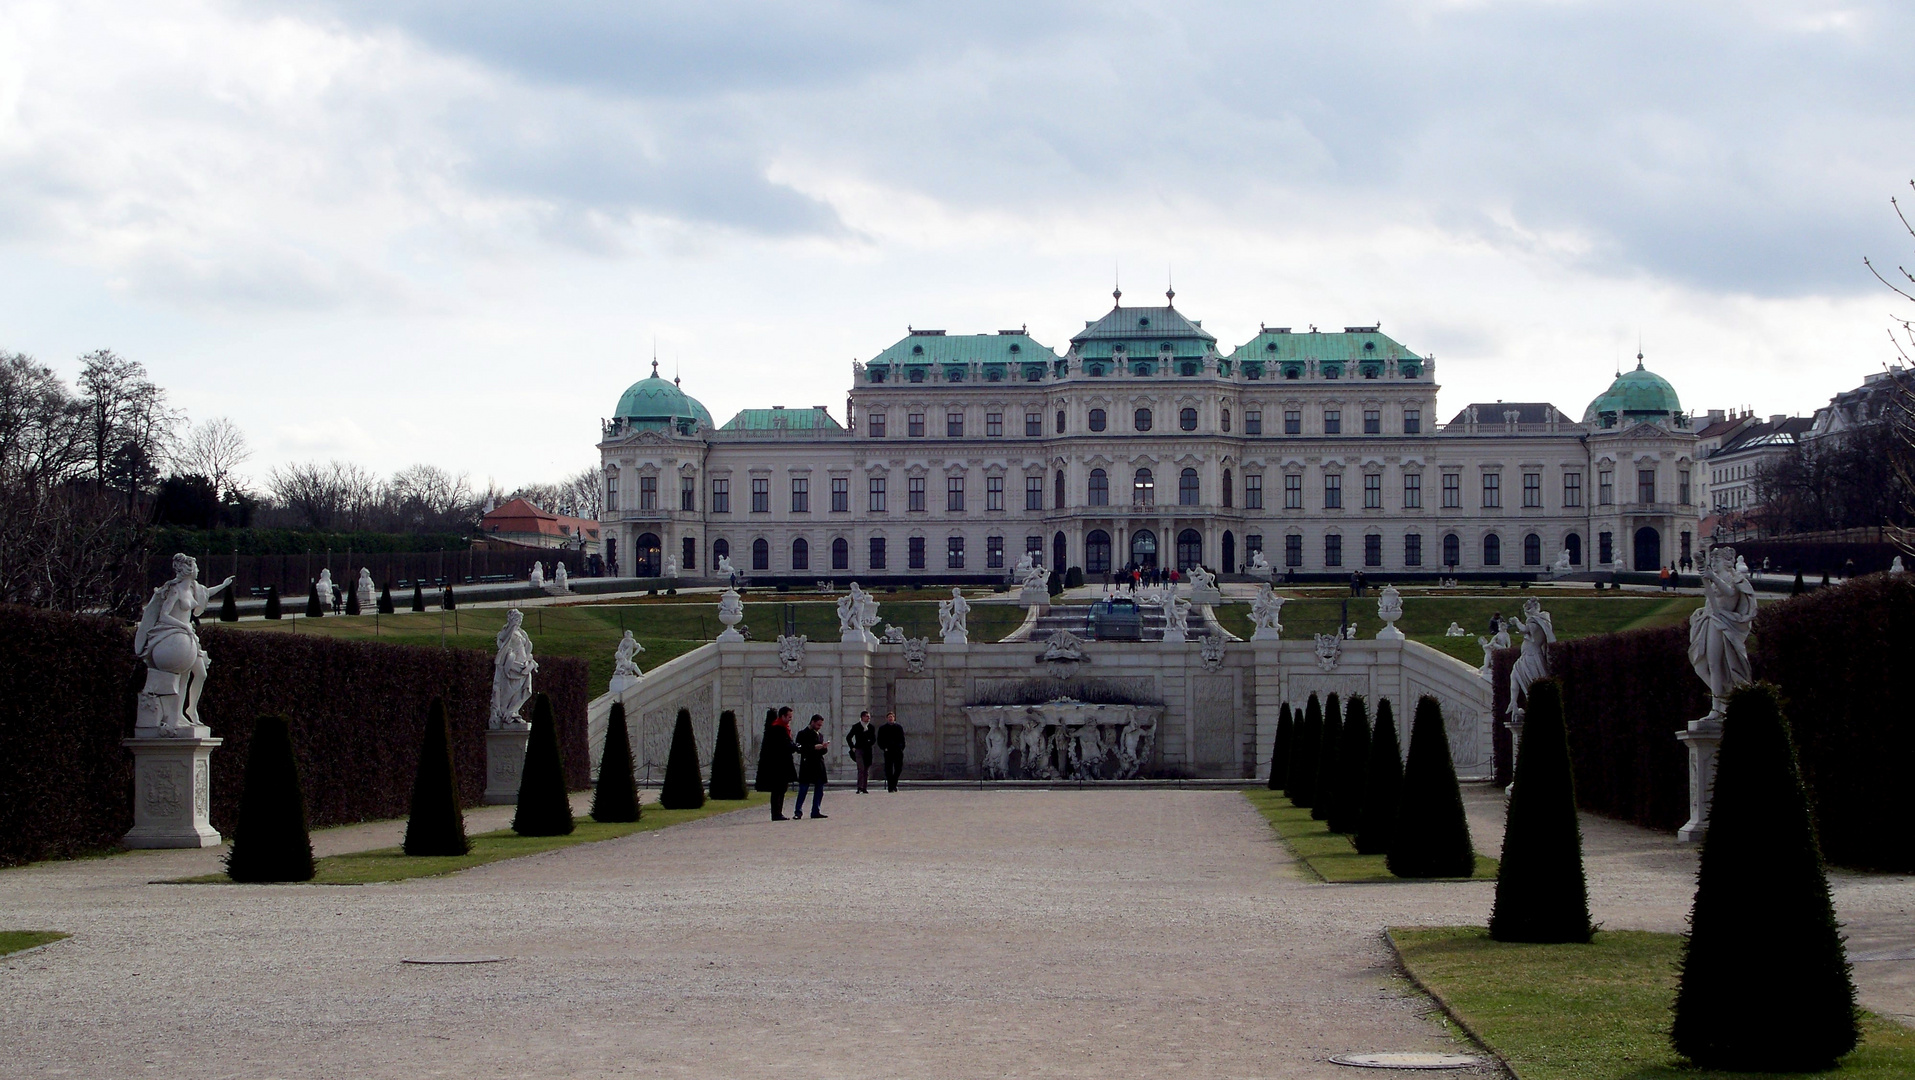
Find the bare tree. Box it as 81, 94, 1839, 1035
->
1864, 180, 1915, 551
386, 464, 478, 533
75, 349, 183, 488
0, 351, 88, 487
268, 460, 381, 532
176, 417, 252, 498
509, 467, 603, 520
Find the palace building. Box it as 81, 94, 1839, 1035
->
597, 291, 1700, 581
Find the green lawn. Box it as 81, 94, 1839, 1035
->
0, 931, 69, 957
1391, 927, 1915, 1080
167, 794, 768, 885
1243, 788, 1497, 882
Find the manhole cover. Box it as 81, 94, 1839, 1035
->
400, 956, 505, 965
1330, 1052, 1485, 1070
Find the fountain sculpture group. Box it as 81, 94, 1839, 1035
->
968, 702, 1163, 780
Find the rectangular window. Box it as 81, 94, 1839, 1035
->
1246, 534, 1263, 563
1404, 533, 1422, 566
1325, 534, 1343, 567
1522, 472, 1541, 508
1482, 473, 1501, 509
790, 478, 809, 513
1403, 473, 1422, 509
639, 476, 657, 510
908, 536, 926, 569
1442, 472, 1460, 508
1284, 410, 1302, 435
1026, 412, 1042, 436
1679, 469, 1691, 505
986, 412, 1003, 437
1056, 409, 1066, 434
1026, 476, 1043, 510
987, 476, 1004, 511
947, 477, 965, 512
1599, 469, 1614, 505
1563, 472, 1582, 507
605, 478, 619, 513
1403, 408, 1421, 434
1027, 535, 1044, 563
1246, 474, 1263, 510
1599, 531, 1613, 565
869, 412, 886, 438
711, 479, 730, 514
947, 411, 965, 437
1285, 534, 1303, 567
1246, 409, 1262, 435
947, 536, 965, 569
1221, 409, 1231, 432
1284, 474, 1303, 510
1324, 409, 1342, 434
681, 476, 695, 512
908, 477, 926, 512
1638, 469, 1656, 504
1363, 409, 1380, 434
831, 477, 849, 513
1324, 473, 1342, 509
1363, 473, 1381, 509
750, 478, 769, 513
987, 535, 1004, 568
1365, 533, 1382, 566
869, 477, 887, 512
908, 412, 925, 437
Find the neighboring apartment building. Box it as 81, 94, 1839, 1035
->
597, 293, 1701, 580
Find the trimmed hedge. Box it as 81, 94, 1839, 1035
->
0, 604, 590, 867
1548, 624, 1700, 833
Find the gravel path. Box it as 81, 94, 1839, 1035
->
3, 786, 1910, 1078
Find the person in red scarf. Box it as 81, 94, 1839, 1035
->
754, 706, 798, 820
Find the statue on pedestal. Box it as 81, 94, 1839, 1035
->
717, 554, 737, 580
1246, 550, 1273, 581
1249, 583, 1284, 641
1688, 546, 1756, 723
665, 555, 679, 578
1891, 555, 1905, 576
1477, 626, 1511, 679
1551, 548, 1572, 575
553, 562, 569, 591
938, 587, 971, 644
314, 568, 334, 611
1375, 585, 1405, 640
355, 568, 375, 611
529, 562, 545, 589
983, 716, 1010, 779
1162, 593, 1191, 643
134, 554, 235, 736
1509, 597, 1555, 712
609, 630, 644, 693
488, 609, 537, 730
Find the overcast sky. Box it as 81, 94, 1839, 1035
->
3, 0, 1912, 490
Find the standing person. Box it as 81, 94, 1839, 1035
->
755, 707, 797, 821
794, 714, 831, 819
1488, 611, 1503, 636
877, 711, 907, 792
1660, 565, 1672, 591
846, 710, 876, 794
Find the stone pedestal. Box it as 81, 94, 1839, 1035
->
121, 735, 223, 848
1017, 585, 1049, 607
1188, 585, 1222, 606
1676, 720, 1723, 843
484, 727, 530, 805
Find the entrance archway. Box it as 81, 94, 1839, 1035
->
1052, 531, 1067, 571
1566, 533, 1582, 565
1085, 530, 1112, 574
1130, 529, 1158, 569
634, 532, 661, 578
1176, 529, 1202, 570
1222, 531, 1236, 573
1634, 526, 1662, 571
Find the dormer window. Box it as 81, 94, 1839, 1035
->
1283, 362, 1303, 380
1400, 361, 1421, 378
908, 367, 925, 383
912, 344, 923, 355
1181, 363, 1197, 376
1364, 341, 1376, 351
1322, 363, 1341, 380
869, 366, 887, 383
1009, 343, 1021, 353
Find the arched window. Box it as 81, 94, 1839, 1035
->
1086, 529, 1112, 574
1088, 469, 1109, 506
712, 538, 729, 572
1053, 531, 1067, 571
831, 537, 849, 570
1055, 469, 1065, 509
751, 537, 769, 571
1088, 408, 1107, 432
1133, 468, 1154, 505
790, 537, 809, 571
634, 532, 661, 578
1566, 533, 1582, 565
1176, 529, 1202, 570
1179, 407, 1198, 431
1483, 533, 1501, 566
1130, 528, 1158, 567
1442, 533, 1459, 568
1523, 533, 1542, 566
1222, 468, 1233, 508
1222, 531, 1236, 573
1134, 408, 1153, 432
1179, 468, 1199, 506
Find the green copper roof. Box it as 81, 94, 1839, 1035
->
868, 331, 1058, 367
720, 406, 844, 431
1068, 301, 1215, 363
1226, 328, 1418, 363
613, 367, 712, 428
1582, 360, 1682, 426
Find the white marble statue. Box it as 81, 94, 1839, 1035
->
837, 588, 864, 643
883, 624, 907, 644
315, 567, 334, 611
717, 554, 737, 579
1249, 583, 1284, 641
1552, 548, 1572, 574
1162, 593, 1192, 643
716, 587, 745, 642
1735, 555, 1748, 575
134, 554, 235, 736
1013, 551, 1036, 582
609, 630, 644, 693
1117, 714, 1157, 775
355, 567, 375, 611
1313, 632, 1342, 671
777, 633, 807, 674
1509, 597, 1556, 712
1477, 627, 1512, 679
983, 716, 1011, 779
1071, 723, 1108, 779
553, 562, 569, 591
856, 582, 882, 643
1892, 555, 1906, 576
488, 609, 537, 729
938, 587, 971, 644
1376, 585, 1405, 640
1344, 622, 1358, 639
1688, 546, 1757, 722
1019, 718, 1052, 778
665, 554, 678, 578
1186, 563, 1222, 604
1246, 550, 1273, 580
1445, 621, 1467, 637
528, 562, 545, 589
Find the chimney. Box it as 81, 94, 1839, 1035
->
1706, 409, 1725, 422
1769, 414, 1786, 425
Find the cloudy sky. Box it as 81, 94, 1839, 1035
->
3, 0, 1912, 489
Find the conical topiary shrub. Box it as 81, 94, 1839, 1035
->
1288, 694, 1322, 805
1672, 683, 1858, 1070
377, 582, 395, 614
224, 715, 315, 882
752, 709, 779, 791
708, 710, 748, 799
443, 584, 457, 610
1311, 697, 1344, 822
1328, 695, 1371, 834
1387, 695, 1476, 878
659, 707, 706, 810
403, 698, 469, 855
345, 585, 361, 616
306, 581, 323, 618
1489, 679, 1591, 943
411, 582, 425, 612
590, 701, 641, 823
218, 585, 238, 622
1353, 699, 1402, 855
1267, 702, 1292, 790
512, 693, 575, 836
263, 585, 281, 620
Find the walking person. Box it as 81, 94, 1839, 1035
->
755, 707, 797, 821
794, 714, 831, 819
1660, 565, 1672, 591
847, 710, 876, 794
877, 710, 906, 792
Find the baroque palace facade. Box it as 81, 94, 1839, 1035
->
597, 291, 1700, 581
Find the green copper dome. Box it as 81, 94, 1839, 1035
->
1582, 359, 1682, 428
613, 365, 712, 430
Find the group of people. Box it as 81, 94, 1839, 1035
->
1105, 564, 1181, 593
755, 708, 907, 821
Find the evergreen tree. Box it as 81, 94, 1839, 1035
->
1387, 695, 1477, 878
263, 585, 281, 620
403, 697, 470, 855
1287, 694, 1323, 805
1328, 695, 1371, 834
1792, 569, 1805, 595
443, 584, 457, 610
1311, 698, 1344, 822
511, 693, 575, 836
306, 581, 323, 618
1267, 702, 1292, 790
1672, 684, 1858, 1070
589, 701, 641, 823
411, 582, 426, 612
377, 582, 395, 614
659, 708, 707, 810
345, 585, 361, 615
218, 585, 238, 622
708, 710, 749, 799
1489, 679, 1591, 942
224, 715, 315, 882
1353, 699, 1402, 855
752, 709, 779, 792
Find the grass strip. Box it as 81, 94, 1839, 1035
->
1242, 788, 1496, 882
166, 793, 768, 885
0, 931, 70, 957
1389, 926, 1915, 1080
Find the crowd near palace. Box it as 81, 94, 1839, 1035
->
597, 289, 1701, 582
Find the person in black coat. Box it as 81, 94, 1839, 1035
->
794, 714, 830, 819
846, 710, 876, 794
876, 710, 906, 793
754, 707, 797, 820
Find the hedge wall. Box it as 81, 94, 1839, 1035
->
0, 606, 590, 867
1548, 624, 1702, 833
1490, 647, 1518, 788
